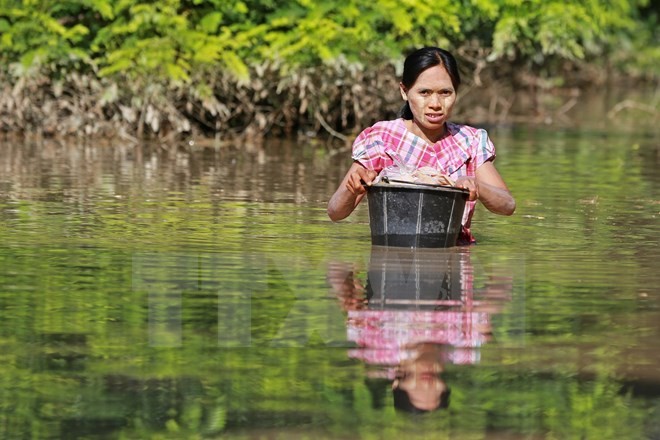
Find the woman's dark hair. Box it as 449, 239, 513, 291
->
398, 47, 461, 120
392, 386, 451, 414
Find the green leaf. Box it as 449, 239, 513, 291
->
199, 11, 223, 33
221, 50, 250, 81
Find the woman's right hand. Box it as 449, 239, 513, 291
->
346, 165, 378, 195
328, 162, 378, 221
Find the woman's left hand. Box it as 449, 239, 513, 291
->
455, 176, 478, 201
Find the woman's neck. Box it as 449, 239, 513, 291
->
407, 119, 446, 144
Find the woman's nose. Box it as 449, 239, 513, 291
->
429, 94, 442, 108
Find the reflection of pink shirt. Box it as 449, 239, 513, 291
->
351, 119, 496, 243
348, 347, 479, 378
346, 309, 489, 370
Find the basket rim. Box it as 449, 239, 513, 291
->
367, 181, 469, 195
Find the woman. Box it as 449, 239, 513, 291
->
327, 47, 515, 244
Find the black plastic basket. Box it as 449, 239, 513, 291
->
366, 181, 469, 248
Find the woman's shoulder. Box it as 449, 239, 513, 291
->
361, 118, 406, 136
445, 121, 496, 159
353, 119, 406, 147
352, 119, 404, 163
446, 121, 489, 139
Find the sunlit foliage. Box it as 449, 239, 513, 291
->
0, 0, 657, 137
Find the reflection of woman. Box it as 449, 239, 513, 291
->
327, 47, 515, 244
327, 247, 510, 413
392, 343, 451, 413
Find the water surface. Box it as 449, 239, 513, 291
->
0, 111, 659, 439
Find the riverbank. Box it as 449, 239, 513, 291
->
2, 0, 658, 145
1, 61, 658, 146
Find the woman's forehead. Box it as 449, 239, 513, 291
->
412, 65, 453, 88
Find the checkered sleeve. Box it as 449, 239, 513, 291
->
351, 126, 385, 172
474, 128, 496, 167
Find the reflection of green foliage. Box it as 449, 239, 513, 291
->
440, 368, 647, 440
0, 243, 656, 438
0, 132, 659, 438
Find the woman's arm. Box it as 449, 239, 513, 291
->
455, 161, 516, 216
327, 162, 378, 221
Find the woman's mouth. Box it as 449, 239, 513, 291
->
418, 372, 438, 381
425, 113, 444, 123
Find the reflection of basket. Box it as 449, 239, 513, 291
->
366, 181, 469, 248
365, 246, 467, 310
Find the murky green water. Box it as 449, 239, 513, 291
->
1, 112, 659, 439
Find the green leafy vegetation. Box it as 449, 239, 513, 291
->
0, 0, 658, 138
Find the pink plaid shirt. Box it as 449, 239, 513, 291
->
346, 309, 489, 368
352, 119, 496, 243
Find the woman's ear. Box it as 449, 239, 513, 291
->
392, 379, 399, 389
399, 83, 408, 101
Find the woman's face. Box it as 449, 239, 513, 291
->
394, 351, 447, 411
400, 64, 457, 142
